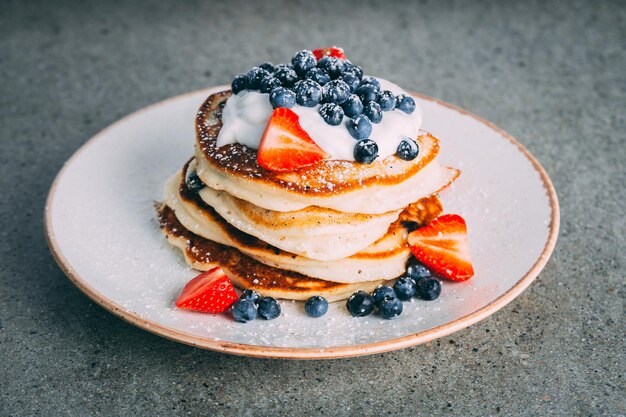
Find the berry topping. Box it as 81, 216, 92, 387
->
378, 296, 403, 320
257, 297, 281, 320
258, 62, 274, 72
273, 66, 298, 87
312, 46, 346, 61
415, 276, 442, 301
257, 107, 328, 172
363, 101, 382, 123
341, 94, 364, 118
305, 67, 331, 86
317, 56, 347, 79
372, 285, 396, 307
294, 79, 323, 107
239, 289, 261, 304
340, 73, 360, 92
269, 87, 296, 109
319, 103, 344, 126
406, 258, 432, 279
292, 50, 317, 76
245, 67, 271, 90
304, 295, 329, 318
407, 214, 475, 281
323, 79, 351, 104
393, 276, 417, 300
353, 139, 379, 164
185, 170, 205, 192
175, 267, 238, 314
355, 84, 379, 103
360, 76, 381, 90
346, 114, 372, 140
231, 299, 258, 323
346, 291, 375, 317
344, 63, 363, 80
231, 74, 247, 94
396, 138, 419, 161
396, 94, 416, 114
259, 76, 282, 93
377, 90, 396, 111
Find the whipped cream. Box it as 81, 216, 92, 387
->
216, 77, 422, 161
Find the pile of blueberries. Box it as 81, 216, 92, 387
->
231, 50, 420, 164
231, 290, 281, 323
231, 258, 441, 322
346, 258, 441, 320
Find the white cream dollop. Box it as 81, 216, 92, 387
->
215, 77, 422, 161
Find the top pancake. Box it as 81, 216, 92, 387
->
194, 91, 460, 213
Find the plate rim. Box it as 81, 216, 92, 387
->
44, 86, 560, 360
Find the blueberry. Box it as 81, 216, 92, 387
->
245, 67, 270, 90
396, 94, 416, 114
346, 114, 372, 140
396, 138, 419, 161
393, 276, 417, 300
305, 67, 331, 85
273, 66, 299, 87
231, 299, 257, 323
377, 90, 396, 111
274, 63, 294, 71
406, 259, 431, 279
257, 297, 281, 320
372, 285, 396, 307
415, 277, 442, 301
353, 139, 378, 164
363, 101, 382, 123
239, 289, 261, 304
185, 170, 205, 192
258, 62, 274, 73
346, 291, 375, 317
343, 63, 363, 80
379, 296, 403, 320
323, 79, 351, 104
319, 103, 344, 126
341, 94, 364, 118
231, 74, 247, 94
292, 50, 317, 76
317, 56, 347, 79
269, 87, 296, 109
304, 296, 329, 318
360, 76, 381, 90
355, 84, 379, 103
294, 79, 323, 107
259, 76, 282, 93
340, 73, 360, 93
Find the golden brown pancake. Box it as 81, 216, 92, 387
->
193, 91, 460, 214
156, 204, 386, 301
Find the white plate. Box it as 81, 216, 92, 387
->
45, 86, 559, 359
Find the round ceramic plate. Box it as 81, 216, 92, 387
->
45, 86, 559, 359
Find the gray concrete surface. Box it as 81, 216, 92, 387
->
1, 0, 624, 416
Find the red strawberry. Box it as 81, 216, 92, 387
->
175, 267, 238, 313
407, 214, 475, 281
312, 47, 346, 61
257, 107, 328, 172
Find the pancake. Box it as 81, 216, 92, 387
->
157, 204, 386, 301
183, 160, 401, 260
194, 91, 460, 214
165, 171, 443, 282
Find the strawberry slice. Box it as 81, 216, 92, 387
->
312, 47, 346, 61
407, 214, 475, 281
175, 267, 238, 313
257, 107, 328, 172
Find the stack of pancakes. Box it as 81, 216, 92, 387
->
157, 91, 459, 301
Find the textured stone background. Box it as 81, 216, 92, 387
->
1, 0, 624, 416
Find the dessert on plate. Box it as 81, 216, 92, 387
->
157, 47, 474, 321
